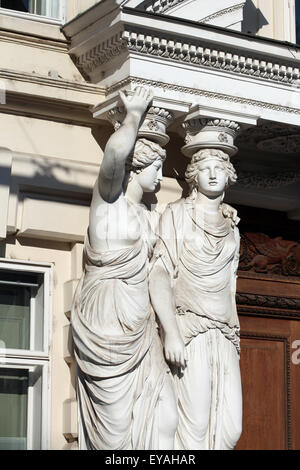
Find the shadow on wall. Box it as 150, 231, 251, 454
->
242, 0, 269, 34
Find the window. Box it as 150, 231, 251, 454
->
296, 0, 300, 43
0, 261, 52, 450
0, 0, 64, 22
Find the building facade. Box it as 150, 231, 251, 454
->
0, 0, 299, 450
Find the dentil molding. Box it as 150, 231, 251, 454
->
74, 28, 300, 86
106, 77, 300, 116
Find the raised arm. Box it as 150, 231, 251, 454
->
97, 87, 153, 203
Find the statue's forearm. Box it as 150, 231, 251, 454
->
149, 263, 180, 338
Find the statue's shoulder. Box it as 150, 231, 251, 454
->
165, 197, 186, 213
221, 203, 240, 228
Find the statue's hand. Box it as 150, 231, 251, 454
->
164, 331, 186, 369
119, 87, 154, 119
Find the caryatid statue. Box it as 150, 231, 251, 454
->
149, 118, 243, 450
71, 87, 180, 450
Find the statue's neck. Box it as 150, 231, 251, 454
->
195, 192, 223, 213
124, 175, 143, 205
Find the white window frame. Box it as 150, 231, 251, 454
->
0, 0, 66, 24
0, 259, 53, 450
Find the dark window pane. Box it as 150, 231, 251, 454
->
0, 368, 28, 450
0, 286, 31, 350
0, 1, 30, 12
0, 270, 44, 351
296, 0, 300, 44
0, 270, 39, 285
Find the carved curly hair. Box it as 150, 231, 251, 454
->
185, 148, 237, 194
126, 138, 166, 174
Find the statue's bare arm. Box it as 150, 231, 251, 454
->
149, 258, 186, 368
95, 87, 154, 204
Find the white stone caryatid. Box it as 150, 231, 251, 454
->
71, 87, 180, 450
149, 116, 243, 450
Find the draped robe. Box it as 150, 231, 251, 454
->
152, 198, 243, 450
71, 209, 169, 450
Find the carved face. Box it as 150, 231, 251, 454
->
196, 158, 228, 197
135, 158, 163, 193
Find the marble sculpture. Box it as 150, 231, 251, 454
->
72, 86, 243, 451
71, 87, 179, 450
150, 148, 243, 450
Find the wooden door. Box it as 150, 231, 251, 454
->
236, 315, 300, 450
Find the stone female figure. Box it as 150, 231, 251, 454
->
71, 88, 178, 450
150, 148, 243, 450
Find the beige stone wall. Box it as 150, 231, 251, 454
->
245, 0, 296, 42
66, 0, 100, 22
4, 238, 73, 449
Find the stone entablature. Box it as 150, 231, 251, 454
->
63, 2, 300, 128
67, 8, 300, 86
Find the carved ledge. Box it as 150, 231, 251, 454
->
237, 292, 300, 312
236, 170, 300, 189
74, 28, 300, 86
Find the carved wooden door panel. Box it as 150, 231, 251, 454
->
236, 315, 300, 450
233, 217, 300, 450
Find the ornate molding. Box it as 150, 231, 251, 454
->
257, 135, 300, 154
182, 118, 240, 156
236, 122, 300, 154
199, 2, 246, 23
106, 77, 300, 116
239, 233, 300, 277
123, 31, 300, 84
237, 293, 300, 312
77, 28, 300, 85
146, 0, 186, 14
236, 170, 300, 189
75, 31, 128, 73
107, 103, 174, 145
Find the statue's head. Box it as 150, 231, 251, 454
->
185, 148, 237, 198
126, 138, 166, 193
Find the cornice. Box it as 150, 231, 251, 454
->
76, 28, 300, 86
236, 170, 300, 189
237, 292, 300, 317
0, 70, 105, 126
123, 30, 299, 84
0, 28, 68, 52
0, 69, 103, 96
106, 77, 300, 115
